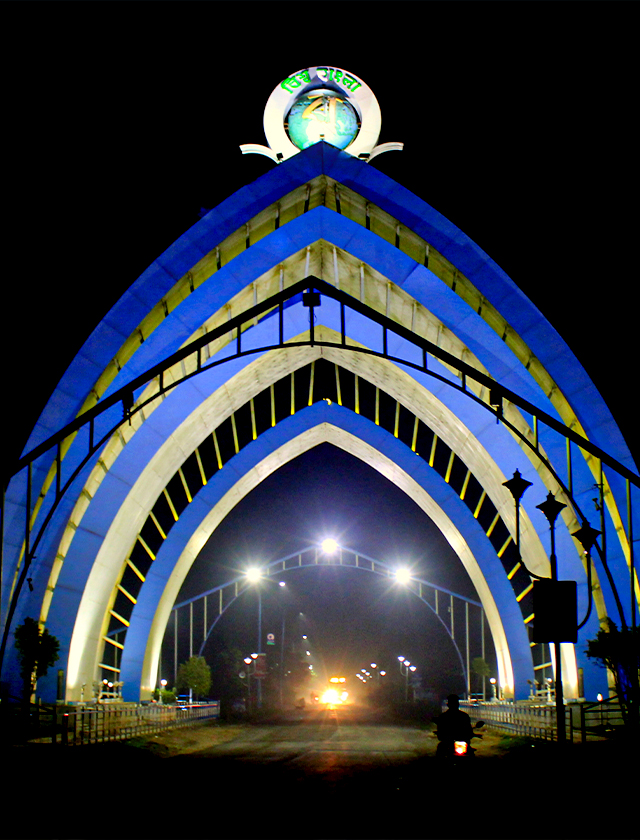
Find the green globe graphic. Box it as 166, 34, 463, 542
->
286, 90, 359, 151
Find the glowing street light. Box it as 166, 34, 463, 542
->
394, 567, 412, 585
398, 656, 414, 701
321, 538, 339, 554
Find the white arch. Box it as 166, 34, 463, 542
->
140, 422, 517, 699
66, 331, 579, 702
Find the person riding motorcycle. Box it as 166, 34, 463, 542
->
436, 694, 474, 759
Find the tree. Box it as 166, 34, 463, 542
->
176, 656, 212, 700
14, 617, 60, 702
152, 688, 176, 703
215, 647, 246, 709
585, 619, 639, 729
471, 657, 491, 698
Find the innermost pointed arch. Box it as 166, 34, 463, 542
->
177, 441, 480, 603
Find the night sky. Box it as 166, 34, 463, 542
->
4, 4, 636, 695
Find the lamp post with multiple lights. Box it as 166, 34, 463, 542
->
245, 566, 291, 710
398, 656, 416, 701
536, 491, 568, 744
502, 470, 602, 745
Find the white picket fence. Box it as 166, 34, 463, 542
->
461, 697, 625, 742
55, 702, 220, 745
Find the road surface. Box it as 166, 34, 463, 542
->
4, 704, 635, 840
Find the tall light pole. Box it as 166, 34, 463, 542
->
503, 470, 532, 561
278, 581, 287, 710
243, 657, 252, 709
398, 657, 415, 701
536, 492, 568, 744
246, 567, 263, 709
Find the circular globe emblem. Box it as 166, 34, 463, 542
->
286, 89, 360, 151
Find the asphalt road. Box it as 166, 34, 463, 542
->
3, 705, 636, 840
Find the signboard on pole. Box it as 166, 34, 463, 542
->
532, 580, 578, 642
254, 653, 267, 678
266, 633, 275, 645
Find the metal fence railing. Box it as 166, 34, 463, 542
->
460, 697, 626, 742
462, 701, 561, 740
57, 702, 220, 745
0, 700, 221, 746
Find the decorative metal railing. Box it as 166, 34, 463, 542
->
462, 696, 626, 742
56, 701, 220, 745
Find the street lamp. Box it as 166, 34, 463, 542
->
572, 521, 601, 631
243, 656, 255, 710
536, 491, 568, 744
503, 469, 532, 557
395, 567, 412, 585
246, 567, 264, 708
398, 657, 414, 701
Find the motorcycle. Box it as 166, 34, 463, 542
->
436, 720, 485, 763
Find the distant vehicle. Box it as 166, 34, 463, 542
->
322, 676, 348, 706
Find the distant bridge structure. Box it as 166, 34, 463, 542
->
161, 544, 487, 695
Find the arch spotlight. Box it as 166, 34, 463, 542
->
394, 567, 412, 584
246, 567, 262, 582
321, 538, 339, 554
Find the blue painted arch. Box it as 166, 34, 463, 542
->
117, 402, 535, 701
2, 142, 636, 707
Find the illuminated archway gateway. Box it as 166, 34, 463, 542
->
2, 66, 638, 704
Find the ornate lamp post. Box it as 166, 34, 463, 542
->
503, 469, 533, 560
536, 491, 568, 744
503, 470, 546, 582
572, 521, 601, 631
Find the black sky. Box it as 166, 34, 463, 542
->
4, 3, 637, 686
